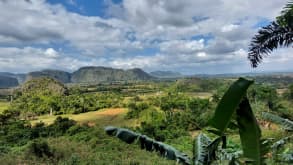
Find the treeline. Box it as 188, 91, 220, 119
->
125, 82, 293, 143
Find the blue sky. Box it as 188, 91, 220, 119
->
0, 0, 292, 74
47, 0, 109, 17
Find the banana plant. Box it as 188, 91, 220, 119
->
261, 112, 293, 131
261, 112, 293, 163
105, 126, 191, 165
105, 78, 283, 164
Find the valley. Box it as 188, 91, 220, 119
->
0, 73, 292, 164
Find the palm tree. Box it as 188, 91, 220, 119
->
248, 1, 293, 67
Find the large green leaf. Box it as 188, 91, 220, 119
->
194, 133, 225, 165
105, 126, 191, 165
271, 135, 293, 163
271, 135, 293, 151
262, 112, 293, 131
194, 133, 211, 165
210, 78, 253, 135
236, 97, 262, 165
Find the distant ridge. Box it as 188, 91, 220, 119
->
71, 66, 154, 83
149, 70, 183, 78
0, 66, 154, 87
26, 69, 71, 83
0, 75, 18, 88
1, 68, 293, 88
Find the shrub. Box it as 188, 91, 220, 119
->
27, 139, 53, 158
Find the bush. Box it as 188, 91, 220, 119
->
48, 117, 76, 136
27, 139, 53, 158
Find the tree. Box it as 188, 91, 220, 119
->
248, 1, 293, 67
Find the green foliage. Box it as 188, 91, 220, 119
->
21, 77, 68, 96
277, 0, 293, 27
170, 78, 225, 93
105, 126, 191, 165
2, 75, 293, 164
209, 78, 254, 135
138, 121, 188, 142
27, 139, 53, 158
236, 98, 263, 165
271, 135, 293, 163
11, 83, 124, 115
248, 1, 293, 67
125, 101, 149, 119
262, 112, 293, 131
0, 113, 77, 151
194, 133, 213, 165
248, 84, 278, 103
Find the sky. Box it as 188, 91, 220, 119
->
0, 0, 292, 74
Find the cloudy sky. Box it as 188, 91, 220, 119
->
0, 0, 292, 74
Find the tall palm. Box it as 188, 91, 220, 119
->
248, 1, 293, 67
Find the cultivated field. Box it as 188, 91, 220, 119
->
30, 108, 139, 127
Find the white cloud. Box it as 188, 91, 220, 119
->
0, 0, 292, 74
221, 24, 239, 32
44, 48, 59, 58
197, 52, 207, 57
160, 39, 204, 54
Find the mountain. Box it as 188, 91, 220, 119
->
0, 67, 154, 86
71, 66, 154, 83
26, 70, 71, 83
0, 75, 19, 88
0, 72, 26, 84
126, 68, 154, 80
21, 77, 68, 95
149, 70, 183, 78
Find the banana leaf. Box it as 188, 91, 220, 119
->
236, 97, 263, 165
210, 78, 253, 135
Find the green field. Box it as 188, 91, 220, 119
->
31, 108, 140, 127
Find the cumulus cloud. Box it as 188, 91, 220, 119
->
160, 39, 205, 54
44, 48, 59, 58
0, 0, 292, 74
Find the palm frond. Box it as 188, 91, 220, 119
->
105, 126, 191, 165
248, 22, 293, 67
278, 1, 293, 27
281, 1, 293, 14
261, 112, 293, 131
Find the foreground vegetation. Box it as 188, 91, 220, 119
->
0, 75, 292, 164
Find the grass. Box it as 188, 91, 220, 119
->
0, 101, 10, 113
186, 92, 213, 98
0, 127, 177, 165
31, 108, 140, 127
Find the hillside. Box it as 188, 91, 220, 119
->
150, 70, 183, 78
0, 75, 18, 88
71, 66, 154, 83
26, 69, 71, 83
0, 72, 26, 84
21, 77, 68, 95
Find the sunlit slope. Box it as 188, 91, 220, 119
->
31, 108, 139, 127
